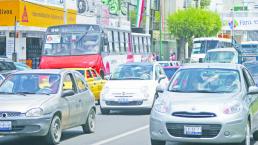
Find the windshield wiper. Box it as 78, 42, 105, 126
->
124, 77, 144, 80
169, 89, 185, 92
193, 90, 218, 93
15, 92, 37, 96
0, 92, 15, 94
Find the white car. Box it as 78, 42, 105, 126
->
100, 62, 169, 114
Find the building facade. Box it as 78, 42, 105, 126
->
0, 0, 130, 67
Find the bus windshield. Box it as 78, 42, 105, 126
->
192, 40, 219, 54
42, 33, 101, 56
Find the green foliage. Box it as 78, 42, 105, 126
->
155, 11, 160, 22
200, 0, 211, 8
167, 8, 222, 41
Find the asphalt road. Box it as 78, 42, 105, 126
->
0, 106, 257, 145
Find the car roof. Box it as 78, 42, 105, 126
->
207, 47, 237, 52
182, 63, 242, 70
14, 69, 67, 75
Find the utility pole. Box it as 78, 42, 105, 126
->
64, 0, 67, 24
12, 16, 17, 62
145, 0, 151, 34
159, 0, 163, 60
231, 0, 235, 44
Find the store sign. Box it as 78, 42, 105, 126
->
223, 17, 258, 31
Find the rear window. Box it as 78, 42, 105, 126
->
0, 61, 16, 71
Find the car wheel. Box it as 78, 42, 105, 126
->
253, 131, 258, 141
100, 106, 110, 114
44, 115, 62, 145
82, 108, 96, 133
151, 139, 166, 145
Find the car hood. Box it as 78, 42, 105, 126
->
161, 91, 240, 114
0, 94, 53, 113
105, 80, 155, 90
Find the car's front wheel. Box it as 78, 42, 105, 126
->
151, 139, 166, 145
44, 115, 62, 145
82, 108, 96, 133
100, 107, 110, 114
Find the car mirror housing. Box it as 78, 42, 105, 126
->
158, 75, 166, 83
156, 85, 165, 93
62, 90, 75, 97
248, 86, 258, 95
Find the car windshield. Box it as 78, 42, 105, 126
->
42, 33, 100, 56
205, 51, 235, 63
169, 68, 240, 93
0, 61, 16, 71
0, 74, 61, 94
163, 68, 178, 79
192, 40, 219, 54
110, 64, 153, 80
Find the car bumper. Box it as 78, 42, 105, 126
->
0, 115, 52, 136
150, 111, 247, 144
100, 98, 154, 110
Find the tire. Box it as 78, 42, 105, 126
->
100, 106, 110, 114
253, 131, 258, 141
151, 139, 166, 145
82, 108, 96, 133
44, 115, 62, 145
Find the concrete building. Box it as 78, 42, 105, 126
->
0, 0, 130, 67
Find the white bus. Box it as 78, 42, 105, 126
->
191, 37, 233, 62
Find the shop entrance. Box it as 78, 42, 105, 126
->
0, 37, 6, 56
26, 37, 42, 68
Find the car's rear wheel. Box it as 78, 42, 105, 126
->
151, 139, 166, 145
253, 131, 258, 141
100, 106, 110, 114
82, 108, 96, 133
44, 115, 62, 145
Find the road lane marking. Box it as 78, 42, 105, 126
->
90, 125, 149, 145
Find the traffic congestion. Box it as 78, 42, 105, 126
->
1, 0, 258, 145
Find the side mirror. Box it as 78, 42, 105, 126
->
62, 90, 75, 97
156, 85, 165, 93
199, 58, 204, 63
248, 86, 258, 95
158, 75, 166, 83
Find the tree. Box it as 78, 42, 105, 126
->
167, 8, 222, 60
200, 0, 211, 9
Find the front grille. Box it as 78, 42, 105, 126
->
106, 101, 143, 106
12, 126, 25, 131
166, 123, 221, 138
172, 112, 216, 118
0, 112, 21, 118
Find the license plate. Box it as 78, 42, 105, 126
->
117, 98, 129, 103
184, 126, 202, 135
0, 121, 12, 131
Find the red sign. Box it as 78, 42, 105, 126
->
22, 6, 28, 22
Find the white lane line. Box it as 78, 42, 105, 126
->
90, 125, 149, 145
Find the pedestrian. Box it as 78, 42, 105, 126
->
170, 52, 176, 61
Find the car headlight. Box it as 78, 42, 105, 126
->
223, 101, 242, 114
26, 108, 43, 117
154, 98, 169, 113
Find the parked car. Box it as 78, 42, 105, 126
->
0, 69, 96, 145
0, 57, 17, 77
100, 62, 169, 114
150, 63, 258, 145
14, 62, 31, 71
66, 68, 106, 103
243, 61, 258, 85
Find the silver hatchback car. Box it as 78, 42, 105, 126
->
150, 63, 258, 145
0, 69, 96, 145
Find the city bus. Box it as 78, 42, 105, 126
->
39, 24, 151, 78
190, 37, 233, 62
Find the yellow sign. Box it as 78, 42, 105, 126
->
0, 0, 76, 27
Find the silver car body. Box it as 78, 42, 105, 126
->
150, 63, 258, 144
0, 69, 95, 136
